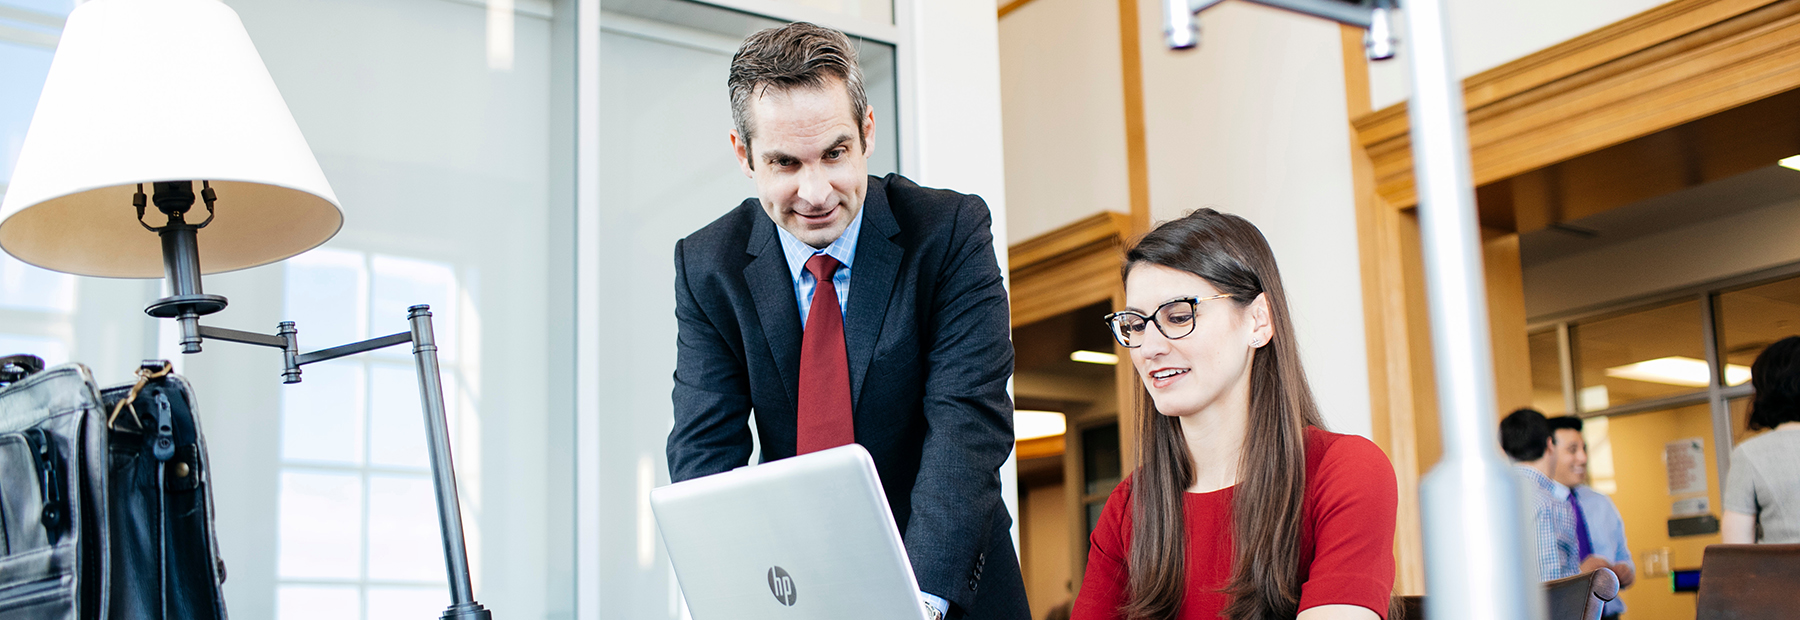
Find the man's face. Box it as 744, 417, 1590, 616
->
1551, 428, 1589, 487
731, 77, 876, 249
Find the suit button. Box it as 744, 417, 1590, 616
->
968, 578, 978, 591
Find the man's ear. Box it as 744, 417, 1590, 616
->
860, 105, 877, 157
730, 130, 754, 178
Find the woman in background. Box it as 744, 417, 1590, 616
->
1723, 335, 1800, 544
1072, 209, 1397, 620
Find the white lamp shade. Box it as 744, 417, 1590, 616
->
0, 0, 341, 279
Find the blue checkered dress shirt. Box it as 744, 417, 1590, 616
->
776, 211, 862, 328
1515, 465, 1581, 581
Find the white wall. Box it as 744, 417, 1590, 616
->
1524, 197, 1800, 320
1366, 0, 1669, 110
906, 0, 1010, 254
1133, 0, 1373, 438
903, 0, 1020, 548
997, 0, 1131, 243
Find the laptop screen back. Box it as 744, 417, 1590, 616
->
651, 444, 928, 620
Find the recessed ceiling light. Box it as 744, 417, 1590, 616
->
1604, 356, 1750, 388
1070, 350, 1118, 365
1015, 410, 1067, 441
1781, 154, 1800, 171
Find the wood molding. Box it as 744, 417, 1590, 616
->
1017, 433, 1066, 460
998, 0, 1038, 19
1008, 211, 1131, 328
1356, 0, 1800, 209
1120, 0, 1152, 236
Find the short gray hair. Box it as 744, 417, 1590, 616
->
728, 22, 868, 165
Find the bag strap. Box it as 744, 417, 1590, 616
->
108, 360, 174, 430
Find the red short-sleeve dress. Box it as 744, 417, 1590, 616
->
1072, 426, 1398, 619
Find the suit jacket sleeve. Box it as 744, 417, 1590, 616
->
906, 195, 1016, 609
667, 237, 755, 482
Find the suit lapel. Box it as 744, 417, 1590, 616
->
845, 176, 901, 411
744, 211, 802, 409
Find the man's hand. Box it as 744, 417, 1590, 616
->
1579, 555, 1611, 574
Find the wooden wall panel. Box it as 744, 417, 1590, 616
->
1009, 212, 1130, 328
1357, 0, 1800, 210
1346, 0, 1800, 599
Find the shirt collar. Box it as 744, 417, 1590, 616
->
775, 209, 863, 282
1514, 464, 1560, 494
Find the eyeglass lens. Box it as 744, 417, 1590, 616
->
1109, 299, 1197, 347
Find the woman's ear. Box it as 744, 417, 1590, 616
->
1248, 293, 1273, 348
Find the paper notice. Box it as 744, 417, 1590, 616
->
1665, 438, 1707, 496
1672, 496, 1710, 517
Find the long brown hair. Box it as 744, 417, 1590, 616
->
1120, 209, 1326, 620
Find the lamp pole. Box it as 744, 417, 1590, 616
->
1162, 1, 1541, 619
137, 181, 492, 620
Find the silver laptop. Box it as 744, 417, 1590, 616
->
651, 444, 929, 620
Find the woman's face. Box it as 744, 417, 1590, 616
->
1122, 263, 1271, 419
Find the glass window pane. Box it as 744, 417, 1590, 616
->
1574, 300, 1706, 411
0, 40, 55, 188
1729, 397, 1762, 447
277, 585, 360, 620
370, 255, 456, 361
1717, 275, 1800, 387
366, 474, 446, 582
367, 585, 450, 618
1586, 404, 1722, 617
765, 0, 892, 23
277, 470, 363, 579
369, 364, 430, 470
285, 248, 368, 346
281, 361, 366, 465
0, 251, 75, 314
0, 333, 65, 366
0, 1, 77, 16
1528, 330, 1567, 415
1081, 424, 1120, 497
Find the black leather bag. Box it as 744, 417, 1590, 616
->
0, 358, 226, 620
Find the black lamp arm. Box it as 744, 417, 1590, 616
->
185, 307, 490, 620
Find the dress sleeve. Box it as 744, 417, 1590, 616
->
1072, 480, 1133, 620
1298, 436, 1398, 619
1724, 444, 1759, 515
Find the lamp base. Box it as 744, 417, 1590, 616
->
145, 294, 228, 319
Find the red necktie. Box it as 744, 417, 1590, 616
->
797, 254, 854, 454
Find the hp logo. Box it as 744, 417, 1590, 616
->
767, 566, 797, 606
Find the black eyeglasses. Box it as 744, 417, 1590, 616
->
1101, 294, 1234, 348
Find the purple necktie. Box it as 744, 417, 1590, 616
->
1567, 492, 1594, 560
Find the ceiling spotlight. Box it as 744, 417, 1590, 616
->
1604, 356, 1751, 388
1015, 410, 1067, 441
1070, 350, 1119, 365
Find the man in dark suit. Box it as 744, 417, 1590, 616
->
667, 22, 1027, 620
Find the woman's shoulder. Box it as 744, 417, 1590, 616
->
1304, 426, 1397, 488
1733, 429, 1800, 461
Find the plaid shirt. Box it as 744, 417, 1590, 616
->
1515, 465, 1580, 581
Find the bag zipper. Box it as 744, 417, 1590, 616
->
21, 429, 65, 543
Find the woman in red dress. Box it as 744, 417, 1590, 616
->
1075, 209, 1398, 620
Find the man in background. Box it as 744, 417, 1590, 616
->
667, 22, 1028, 620
1548, 415, 1635, 619
1500, 408, 1581, 581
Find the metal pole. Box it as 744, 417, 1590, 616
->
1403, 1, 1540, 619
1700, 293, 1734, 485
408, 304, 493, 620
